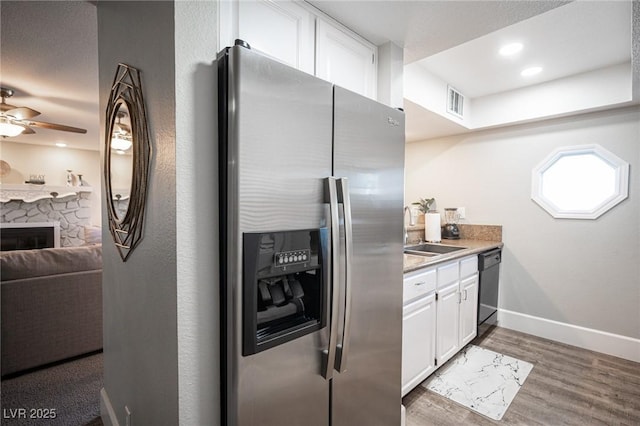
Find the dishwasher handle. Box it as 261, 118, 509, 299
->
478, 248, 502, 270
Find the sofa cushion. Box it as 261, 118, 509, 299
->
83, 225, 102, 245
1, 270, 103, 375
0, 244, 102, 281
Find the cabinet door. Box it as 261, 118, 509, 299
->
237, 0, 315, 74
402, 293, 436, 396
436, 282, 460, 366
315, 18, 377, 99
459, 274, 479, 347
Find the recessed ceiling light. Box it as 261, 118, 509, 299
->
521, 66, 542, 77
55, 142, 67, 148
116, 150, 126, 155
499, 43, 523, 56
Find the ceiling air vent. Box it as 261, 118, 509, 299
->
447, 85, 464, 118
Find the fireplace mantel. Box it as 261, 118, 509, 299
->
0, 184, 94, 203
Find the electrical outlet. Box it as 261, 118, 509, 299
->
458, 207, 466, 219
125, 406, 131, 426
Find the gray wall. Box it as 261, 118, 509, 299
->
406, 106, 640, 339
98, 2, 221, 424
98, 2, 178, 424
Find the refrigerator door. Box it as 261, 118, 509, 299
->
220, 46, 333, 426
331, 86, 405, 426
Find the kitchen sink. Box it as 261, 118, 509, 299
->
404, 243, 467, 256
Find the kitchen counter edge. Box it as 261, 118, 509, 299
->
403, 239, 504, 274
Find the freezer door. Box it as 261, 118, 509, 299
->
331, 86, 405, 425
220, 46, 333, 426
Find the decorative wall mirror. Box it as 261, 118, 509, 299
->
531, 144, 629, 219
105, 63, 151, 261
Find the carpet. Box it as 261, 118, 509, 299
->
1, 352, 103, 426
423, 345, 533, 421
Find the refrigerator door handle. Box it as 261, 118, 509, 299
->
322, 177, 340, 380
335, 177, 353, 372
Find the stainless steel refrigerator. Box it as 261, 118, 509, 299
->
219, 42, 405, 426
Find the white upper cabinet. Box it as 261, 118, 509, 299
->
235, 1, 315, 74
220, 1, 379, 99
315, 18, 377, 99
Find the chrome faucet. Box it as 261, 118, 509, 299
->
404, 206, 415, 245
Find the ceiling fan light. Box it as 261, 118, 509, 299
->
111, 135, 132, 151
0, 119, 25, 137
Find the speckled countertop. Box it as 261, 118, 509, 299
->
403, 239, 504, 273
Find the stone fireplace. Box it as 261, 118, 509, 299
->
1, 186, 94, 247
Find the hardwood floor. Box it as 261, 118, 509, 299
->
403, 326, 640, 426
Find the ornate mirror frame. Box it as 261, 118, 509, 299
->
105, 63, 151, 261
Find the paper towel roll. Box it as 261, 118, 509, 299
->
425, 212, 441, 242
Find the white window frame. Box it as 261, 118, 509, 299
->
531, 144, 629, 219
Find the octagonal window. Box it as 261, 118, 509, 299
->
532, 145, 629, 219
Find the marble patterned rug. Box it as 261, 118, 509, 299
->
423, 345, 533, 421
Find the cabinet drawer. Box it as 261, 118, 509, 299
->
403, 268, 436, 304
403, 292, 433, 316
437, 261, 459, 289
460, 255, 478, 279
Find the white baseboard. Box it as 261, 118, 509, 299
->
498, 309, 640, 363
100, 388, 119, 426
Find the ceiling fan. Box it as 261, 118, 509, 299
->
0, 87, 87, 137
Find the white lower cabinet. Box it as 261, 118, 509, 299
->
402, 254, 479, 395
401, 268, 436, 396
435, 256, 480, 366
460, 274, 479, 347
435, 280, 460, 366
401, 293, 436, 396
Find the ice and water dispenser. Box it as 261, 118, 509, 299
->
242, 229, 326, 355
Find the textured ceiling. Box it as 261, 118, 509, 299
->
415, 0, 632, 98
0, 1, 99, 150
3, 1, 629, 149
307, 0, 570, 63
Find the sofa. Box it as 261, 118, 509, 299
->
1, 244, 103, 377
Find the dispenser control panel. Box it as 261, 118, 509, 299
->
275, 249, 310, 267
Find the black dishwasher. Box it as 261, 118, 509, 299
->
477, 248, 501, 338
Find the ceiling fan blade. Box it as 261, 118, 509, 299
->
4, 106, 41, 120
26, 120, 87, 134
19, 124, 36, 134
0, 102, 18, 112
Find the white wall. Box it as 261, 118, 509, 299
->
404, 62, 472, 129
406, 106, 640, 346
377, 41, 404, 108
633, 0, 640, 102
405, 61, 633, 136
98, 2, 179, 425
0, 141, 101, 226
472, 62, 632, 128
175, 1, 219, 425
